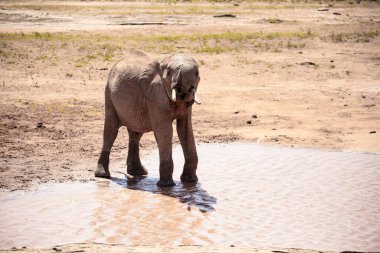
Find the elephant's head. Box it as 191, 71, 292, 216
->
139, 54, 200, 111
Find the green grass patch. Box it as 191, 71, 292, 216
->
264, 18, 283, 24
330, 30, 378, 43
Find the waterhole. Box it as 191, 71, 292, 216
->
1, 143, 379, 251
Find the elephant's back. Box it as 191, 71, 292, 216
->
108, 50, 150, 88
107, 50, 153, 132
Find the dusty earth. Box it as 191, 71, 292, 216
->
0, 243, 338, 253
0, 0, 379, 251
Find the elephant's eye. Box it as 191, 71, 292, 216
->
195, 70, 199, 76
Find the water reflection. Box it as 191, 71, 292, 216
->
110, 176, 217, 212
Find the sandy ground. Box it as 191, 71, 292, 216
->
0, 0, 379, 251
0, 243, 337, 253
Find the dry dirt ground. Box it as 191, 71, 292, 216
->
1, 0, 379, 191
0, 243, 340, 253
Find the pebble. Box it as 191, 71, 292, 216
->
300, 61, 316, 66
214, 14, 236, 18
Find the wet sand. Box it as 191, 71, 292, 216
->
1, 143, 379, 251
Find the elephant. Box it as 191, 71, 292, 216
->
95, 50, 201, 187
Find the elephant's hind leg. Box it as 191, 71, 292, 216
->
127, 130, 148, 176
95, 86, 120, 179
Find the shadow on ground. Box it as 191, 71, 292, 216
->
110, 175, 217, 212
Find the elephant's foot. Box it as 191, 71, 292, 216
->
95, 164, 110, 179
127, 164, 148, 176
157, 178, 176, 187
180, 173, 198, 183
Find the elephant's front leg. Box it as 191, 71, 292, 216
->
177, 108, 198, 183
150, 108, 175, 187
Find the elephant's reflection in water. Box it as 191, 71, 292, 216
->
111, 175, 217, 212
90, 178, 215, 245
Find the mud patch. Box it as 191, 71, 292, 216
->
0, 143, 379, 251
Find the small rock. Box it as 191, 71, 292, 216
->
272, 128, 276, 130
318, 8, 329, 11
252, 114, 258, 118
330, 60, 334, 63
37, 122, 44, 128
52, 247, 62, 252
187, 206, 191, 211
234, 111, 239, 114
100, 67, 108, 71
344, 104, 348, 107
214, 14, 236, 18
298, 51, 303, 54
333, 12, 342, 15
300, 61, 316, 66
362, 95, 366, 98
230, 244, 235, 247
246, 120, 252, 124
369, 131, 376, 134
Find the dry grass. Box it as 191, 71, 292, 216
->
0, 30, 317, 67
2, 29, 378, 67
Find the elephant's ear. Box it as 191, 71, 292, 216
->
139, 61, 171, 111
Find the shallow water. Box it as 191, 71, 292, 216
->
1, 143, 380, 251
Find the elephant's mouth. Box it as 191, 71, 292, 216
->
172, 88, 201, 105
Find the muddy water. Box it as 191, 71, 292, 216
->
1, 143, 380, 251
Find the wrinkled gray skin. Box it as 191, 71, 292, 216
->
95, 51, 200, 187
